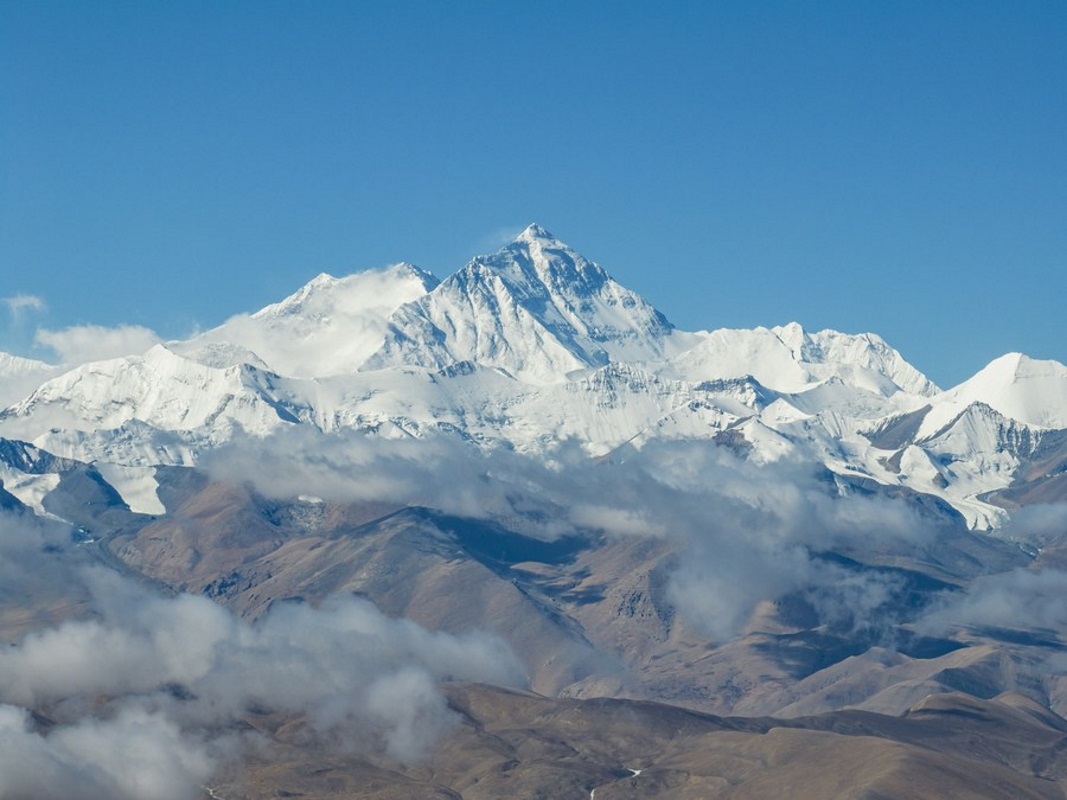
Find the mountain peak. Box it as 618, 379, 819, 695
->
365, 227, 684, 382
253, 262, 438, 321
981, 352, 1059, 383
515, 223, 556, 243
499, 226, 607, 290
766, 323, 938, 397
967, 352, 1066, 388
306, 271, 338, 287
0, 351, 56, 407
171, 263, 438, 378
929, 351, 1067, 430
0, 351, 53, 375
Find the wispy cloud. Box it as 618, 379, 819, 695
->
35, 324, 161, 366
918, 567, 1067, 636
2, 293, 46, 320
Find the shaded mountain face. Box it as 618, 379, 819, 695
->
3, 225, 1067, 798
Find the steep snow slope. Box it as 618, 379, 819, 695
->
0, 351, 55, 406
659, 323, 934, 414
0, 345, 312, 459
174, 263, 439, 377
775, 323, 940, 397
0, 438, 70, 516
919, 354, 1067, 437
93, 462, 166, 515
365, 225, 698, 383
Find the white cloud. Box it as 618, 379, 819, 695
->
200, 429, 946, 643
2, 293, 46, 318
35, 324, 161, 366
918, 567, 1067, 636
1007, 503, 1067, 547
0, 704, 215, 800
0, 506, 524, 799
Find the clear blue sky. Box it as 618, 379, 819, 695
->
2, 1, 1064, 387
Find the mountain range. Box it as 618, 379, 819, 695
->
2, 225, 1067, 799
2, 224, 1064, 530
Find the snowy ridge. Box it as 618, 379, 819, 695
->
659, 323, 935, 403
919, 353, 1067, 436
0, 351, 51, 377
1, 345, 309, 449
0, 351, 56, 407
0, 224, 1063, 529
174, 263, 439, 377
365, 225, 697, 383
774, 323, 941, 397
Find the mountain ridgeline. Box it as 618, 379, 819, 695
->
2, 224, 1063, 529
3, 225, 1067, 799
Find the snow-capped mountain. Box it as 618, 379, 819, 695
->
364, 224, 697, 383
659, 323, 937, 403
0, 225, 1063, 530
0, 344, 311, 465
0, 351, 56, 407
918, 353, 1067, 436
0, 351, 52, 379
861, 401, 1040, 529
173, 262, 439, 377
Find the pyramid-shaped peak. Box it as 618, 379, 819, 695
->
515, 223, 557, 243
983, 352, 1055, 379
469, 225, 614, 302
930, 351, 1067, 430
963, 352, 1067, 389
507, 225, 585, 262
365, 224, 682, 382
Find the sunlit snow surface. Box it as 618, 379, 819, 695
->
1, 225, 1064, 531
0, 352, 56, 407
173, 263, 440, 378
0, 464, 60, 517
918, 353, 1067, 436
94, 462, 166, 515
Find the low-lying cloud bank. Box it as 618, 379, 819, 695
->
6, 424, 1054, 797
918, 566, 1067, 636
0, 513, 522, 800
202, 429, 949, 642
0, 704, 212, 800
1004, 503, 1067, 547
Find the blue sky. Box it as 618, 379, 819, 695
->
1, 0, 1064, 387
